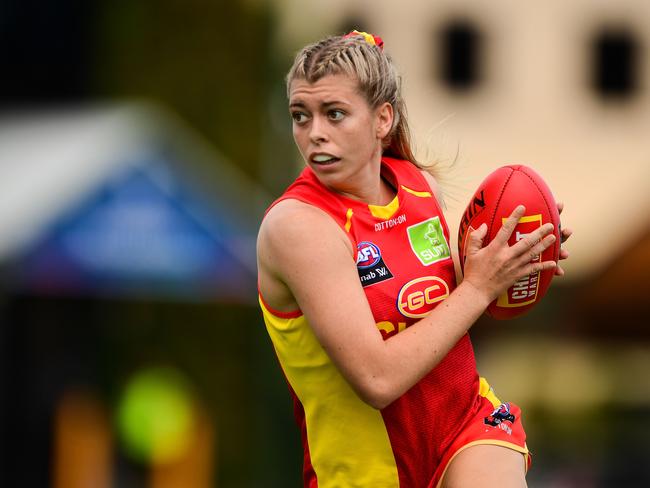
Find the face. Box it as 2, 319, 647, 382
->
288, 74, 393, 193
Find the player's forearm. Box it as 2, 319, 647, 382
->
360, 280, 490, 409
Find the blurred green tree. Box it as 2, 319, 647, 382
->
94, 0, 290, 187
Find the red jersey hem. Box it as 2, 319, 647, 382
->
258, 290, 303, 319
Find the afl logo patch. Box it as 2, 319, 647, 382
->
356, 241, 381, 268
397, 276, 450, 318
356, 241, 393, 287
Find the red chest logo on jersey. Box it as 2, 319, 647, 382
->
397, 276, 450, 318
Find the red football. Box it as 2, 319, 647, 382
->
458, 165, 561, 319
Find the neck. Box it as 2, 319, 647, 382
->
334, 160, 395, 206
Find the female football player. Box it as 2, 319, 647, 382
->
257, 31, 570, 487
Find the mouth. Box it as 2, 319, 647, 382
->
310, 153, 341, 166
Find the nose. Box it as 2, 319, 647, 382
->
309, 116, 328, 144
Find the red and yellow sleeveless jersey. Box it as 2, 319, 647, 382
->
259, 157, 481, 487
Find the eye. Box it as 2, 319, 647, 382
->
328, 109, 345, 121
291, 111, 309, 124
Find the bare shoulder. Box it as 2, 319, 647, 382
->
261, 198, 329, 231
258, 199, 350, 256
257, 199, 354, 304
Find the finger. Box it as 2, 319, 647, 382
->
493, 205, 526, 245
465, 223, 488, 256
511, 222, 555, 258
556, 201, 564, 214
515, 233, 556, 266
560, 226, 573, 243
521, 259, 557, 278
554, 264, 565, 276
559, 248, 570, 260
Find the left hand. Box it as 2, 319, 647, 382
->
555, 202, 572, 276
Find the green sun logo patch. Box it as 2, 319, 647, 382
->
406, 217, 451, 266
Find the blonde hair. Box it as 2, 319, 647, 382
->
286, 33, 421, 167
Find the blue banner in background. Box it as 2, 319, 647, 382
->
18, 158, 257, 302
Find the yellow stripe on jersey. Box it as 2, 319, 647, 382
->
478, 377, 502, 408
259, 298, 400, 487
401, 185, 432, 198
344, 208, 354, 232
368, 194, 399, 219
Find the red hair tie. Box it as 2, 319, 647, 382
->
343, 30, 384, 50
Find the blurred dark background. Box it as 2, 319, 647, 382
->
1, 0, 293, 186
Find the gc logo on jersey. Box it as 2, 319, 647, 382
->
356, 241, 393, 287
397, 276, 450, 318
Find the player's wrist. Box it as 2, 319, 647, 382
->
456, 279, 492, 312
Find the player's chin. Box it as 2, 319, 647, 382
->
307, 160, 346, 184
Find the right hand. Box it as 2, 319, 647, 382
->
461, 205, 557, 303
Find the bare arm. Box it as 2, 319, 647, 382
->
258, 198, 556, 409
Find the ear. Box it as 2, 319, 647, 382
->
375, 102, 394, 140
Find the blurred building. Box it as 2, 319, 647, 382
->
274, 0, 650, 334
276, 0, 650, 283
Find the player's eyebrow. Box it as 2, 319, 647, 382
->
322, 100, 349, 106
289, 100, 351, 109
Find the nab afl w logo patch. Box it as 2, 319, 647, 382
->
356, 241, 393, 287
